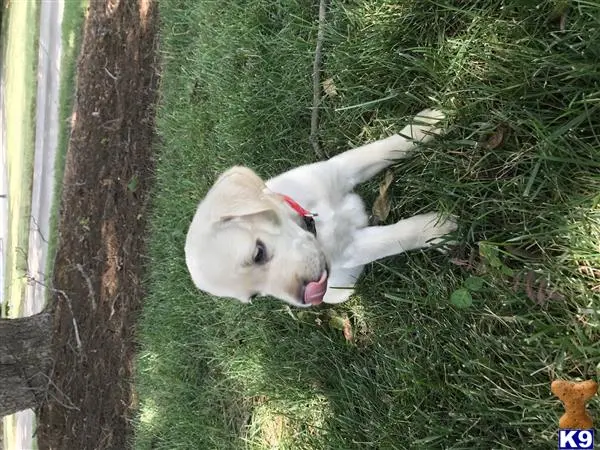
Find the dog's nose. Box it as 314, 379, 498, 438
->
303, 271, 328, 305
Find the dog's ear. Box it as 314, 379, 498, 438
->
207, 166, 277, 222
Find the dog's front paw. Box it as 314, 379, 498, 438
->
421, 212, 458, 248
402, 108, 447, 143
415, 108, 446, 126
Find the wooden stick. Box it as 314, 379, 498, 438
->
310, 0, 328, 159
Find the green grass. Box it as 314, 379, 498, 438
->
45, 0, 88, 297
135, 0, 600, 448
1, 0, 39, 317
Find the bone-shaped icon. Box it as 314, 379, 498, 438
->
551, 379, 598, 429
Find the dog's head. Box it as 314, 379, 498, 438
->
185, 166, 329, 307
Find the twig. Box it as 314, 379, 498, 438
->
56, 289, 83, 352
40, 368, 81, 412
104, 66, 118, 81
24, 274, 90, 350
30, 214, 48, 243
28, 275, 84, 352
310, 0, 329, 159
76, 263, 97, 311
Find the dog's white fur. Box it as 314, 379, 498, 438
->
185, 108, 457, 307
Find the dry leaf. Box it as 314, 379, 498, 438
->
578, 265, 600, 279
482, 123, 508, 150
451, 258, 473, 268
513, 270, 564, 306
525, 271, 536, 302
322, 78, 338, 97
372, 170, 394, 224
536, 278, 548, 305
559, 12, 567, 31
548, 1, 568, 31
342, 317, 353, 342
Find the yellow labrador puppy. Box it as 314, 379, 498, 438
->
185, 108, 456, 307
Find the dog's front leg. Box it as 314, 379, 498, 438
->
340, 213, 457, 268
325, 109, 446, 192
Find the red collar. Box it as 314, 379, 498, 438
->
281, 194, 318, 236
281, 194, 317, 217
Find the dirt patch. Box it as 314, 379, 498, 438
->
36, 1, 159, 449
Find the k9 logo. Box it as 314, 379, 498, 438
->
558, 429, 594, 450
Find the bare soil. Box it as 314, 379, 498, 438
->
36, 1, 159, 448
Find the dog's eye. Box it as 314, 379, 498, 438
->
253, 240, 267, 264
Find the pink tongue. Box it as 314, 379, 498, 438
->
304, 271, 328, 305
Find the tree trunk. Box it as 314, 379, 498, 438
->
0, 311, 52, 417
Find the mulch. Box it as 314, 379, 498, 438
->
36, 1, 159, 448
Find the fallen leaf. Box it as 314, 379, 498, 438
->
127, 175, 139, 192
481, 123, 508, 150
322, 78, 338, 97
372, 170, 394, 224
450, 258, 473, 268
536, 278, 548, 305
578, 265, 600, 279
548, 0, 569, 31
450, 246, 480, 272
514, 270, 564, 306
342, 317, 353, 342
525, 271, 536, 302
